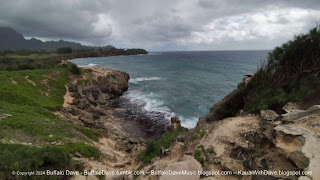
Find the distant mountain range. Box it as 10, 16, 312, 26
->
0, 27, 115, 51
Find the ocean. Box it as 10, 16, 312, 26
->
71, 50, 269, 129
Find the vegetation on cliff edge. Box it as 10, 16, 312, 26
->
211, 27, 320, 120
137, 131, 186, 164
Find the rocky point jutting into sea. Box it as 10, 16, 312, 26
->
57, 64, 150, 179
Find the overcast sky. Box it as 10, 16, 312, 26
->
0, 0, 319, 51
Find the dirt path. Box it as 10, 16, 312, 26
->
24, 76, 36, 86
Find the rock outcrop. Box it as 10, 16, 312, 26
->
237, 73, 254, 89
166, 117, 187, 132
159, 155, 202, 180
195, 102, 320, 180
60, 67, 147, 155
62, 67, 129, 129
260, 110, 281, 121
138, 101, 320, 180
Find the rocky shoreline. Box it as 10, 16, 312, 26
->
59, 63, 319, 180
57, 65, 171, 179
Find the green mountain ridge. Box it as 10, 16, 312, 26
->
0, 27, 115, 51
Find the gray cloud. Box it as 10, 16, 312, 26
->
0, 0, 319, 50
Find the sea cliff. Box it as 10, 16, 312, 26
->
133, 27, 320, 180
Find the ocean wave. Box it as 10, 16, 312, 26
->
178, 116, 198, 129
122, 90, 198, 128
87, 63, 97, 67
123, 90, 175, 120
147, 52, 163, 55
77, 63, 97, 67
130, 76, 165, 84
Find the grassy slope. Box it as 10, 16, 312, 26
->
1, 53, 60, 59
0, 61, 102, 179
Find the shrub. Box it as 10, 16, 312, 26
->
137, 131, 186, 164
0, 142, 71, 180
69, 63, 81, 75
57, 47, 72, 54
194, 149, 205, 167
208, 27, 320, 120
198, 145, 205, 152
207, 147, 215, 154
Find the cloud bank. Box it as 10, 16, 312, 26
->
0, 0, 319, 50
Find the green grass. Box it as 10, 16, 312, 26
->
0, 142, 71, 180
0, 68, 69, 110
62, 142, 101, 159
0, 58, 63, 71
0, 67, 101, 143
0, 53, 59, 59
192, 127, 207, 140
194, 149, 205, 167
0, 62, 103, 179
76, 126, 103, 142
137, 131, 186, 164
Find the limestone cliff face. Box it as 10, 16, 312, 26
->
61, 67, 130, 129
60, 67, 148, 156
59, 67, 150, 179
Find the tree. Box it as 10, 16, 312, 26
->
57, 47, 72, 54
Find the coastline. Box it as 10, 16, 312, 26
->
35, 49, 148, 62
65, 63, 168, 141
59, 64, 152, 179
1, 31, 319, 179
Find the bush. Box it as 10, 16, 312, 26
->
0, 58, 62, 71
0, 142, 71, 180
137, 131, 186, 164
57, 47, 72, 54
207, 147, 215, 154
69, 63, 81, 75
194, 149, 205, 167
208, 27, 320, 120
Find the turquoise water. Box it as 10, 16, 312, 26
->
71, 51, 269, 128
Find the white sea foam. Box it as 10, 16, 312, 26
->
87, 63, 97, 67
77, 63, 97, 67
123, 90, 175, 120
123, 90, 197, 128
178, 116, 198, 129
130, 77, 165, 84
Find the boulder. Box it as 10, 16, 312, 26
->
282, 102, 301, 113
167, 117, 187, 132
129, 138, 140, 144
274, 124, 311, 136
260, 110, 280, 121
221, 156, 245, 172
159, 155, 202, 180
171, 117, 180, 123
282, 105, 320, 122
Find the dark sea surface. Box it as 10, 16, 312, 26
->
71, 50, 269, 129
